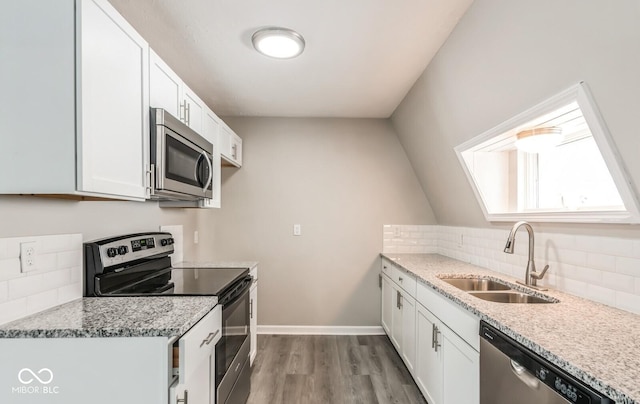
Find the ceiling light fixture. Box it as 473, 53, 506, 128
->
515, 127, 563, 153
251, 27, 305, 59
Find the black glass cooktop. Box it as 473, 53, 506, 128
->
170, 267, 249, 296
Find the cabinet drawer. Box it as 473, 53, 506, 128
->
381, 258, 417, 296
179, 305, 221, 381
417, 282, 479, 351
392, 266, 417, 296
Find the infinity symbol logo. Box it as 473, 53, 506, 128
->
18, 368, 54, 385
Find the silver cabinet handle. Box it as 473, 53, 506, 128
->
186, 102, 191, 126
250, 298, 254, 319
434, 325, 441, 352
431, 323, 436, 348
232, 143, 237, 160
399, 276, 403, 283
378, 274, 382, 289
177, 390, 188, 403
396, 290, 403, 309
180, 101, 186, 123
200, 330, 220, 347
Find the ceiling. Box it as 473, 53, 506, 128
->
108, 0, 473, 118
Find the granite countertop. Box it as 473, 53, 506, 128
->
382, 253, 640, 404
0, 296, 218, 339
173, 261, 258, 270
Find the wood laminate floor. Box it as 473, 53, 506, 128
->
247, 335, 427, 404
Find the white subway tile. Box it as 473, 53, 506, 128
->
542, 233, 576, 251
0, 239, 7, 260
43, 269, 72, 289
615, 291, 640, 315
8, 274, 47, 299
5, 238, 21, 259
554, 249, 587, 267
397, 246, 412, 253
0, 258, 21, 282
0, 298, 27, 325
601, 272, 636, 294
636, 278, 640, 294
582, 236, 634, 257
57, 250, 81, 270
37, 252, 58, 272
585, 253, 616, 273
69, 234, 82, 248
585, 284, 616, 307
556, 277, 588, 298
571, 266, 602, 284
40, 234, 71, 254
615, 256, 640, 276
26, 289, 58, 315
58, 282, 82, 304
0, 281, 7, 303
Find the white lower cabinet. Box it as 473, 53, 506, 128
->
380, 257, 479, 404
381, 272, 416, 376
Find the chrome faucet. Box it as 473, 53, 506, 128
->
504, 221, 549, 290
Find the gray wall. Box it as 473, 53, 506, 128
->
197, 118, 434, 327
0, 196, 199, 256
392, 0, 640, 236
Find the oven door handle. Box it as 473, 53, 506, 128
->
220, 277, 252, 306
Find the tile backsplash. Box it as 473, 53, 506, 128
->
0, 234, 82, 325
383, 225, 640, 315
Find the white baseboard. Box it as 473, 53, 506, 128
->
257, 325, 385, 336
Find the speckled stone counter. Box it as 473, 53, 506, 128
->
382, 253, 640, 404
0, 296, 218, 339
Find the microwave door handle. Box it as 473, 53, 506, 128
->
201, 152, 213, 193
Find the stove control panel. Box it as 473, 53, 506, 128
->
92, 233, 175, 269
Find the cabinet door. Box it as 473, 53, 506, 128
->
415, 304, 442, 404
401, 292, 416, 375
442, 326, 479, 404
201, 108, 222, 208
250, 283, 258, 365
381, 274, 393, 335
149, 48, 183, 119
390, 286, 403, 351
183, 85, 205, 134
77, 0, 148, 199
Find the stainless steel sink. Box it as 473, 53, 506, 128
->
440, 277, 512, 291
469, 291, 557, 304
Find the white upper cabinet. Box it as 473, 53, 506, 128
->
149, 49, 207, 135
220, 124, 243, 167
0, 0, 149, 200
149, 49, 182, 119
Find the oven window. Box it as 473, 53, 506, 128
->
216, 288, 249, 387
165, 135, 202, 187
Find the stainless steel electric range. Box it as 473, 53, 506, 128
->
84, 232, 251, 404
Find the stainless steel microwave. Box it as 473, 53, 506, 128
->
150, 108, 213, 200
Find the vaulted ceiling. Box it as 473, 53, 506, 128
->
108, 0, 473, 118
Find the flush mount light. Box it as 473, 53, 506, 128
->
251, 27, 305, 59
515, 127, 563, 153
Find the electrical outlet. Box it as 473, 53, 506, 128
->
293, 224, 302, 236
193, 230, 199, 244
457, 234, 464, 248
20, 241, 38, 273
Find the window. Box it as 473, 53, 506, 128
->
455, 82, 640, 223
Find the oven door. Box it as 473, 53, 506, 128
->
216, 281, 251, 404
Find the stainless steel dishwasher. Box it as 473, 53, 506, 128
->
480, 321, 613, 404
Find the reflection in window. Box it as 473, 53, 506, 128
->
455, 82, 640, 223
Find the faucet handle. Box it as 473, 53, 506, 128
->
531, 265, 549, 280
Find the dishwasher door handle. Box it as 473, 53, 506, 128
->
510, 359, 540, 390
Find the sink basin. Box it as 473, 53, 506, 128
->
440, 277, 512, 291
469, 292, 557, 304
